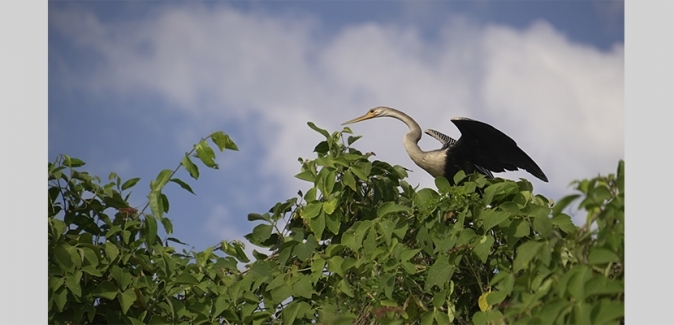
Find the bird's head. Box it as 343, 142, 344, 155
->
341, 106, 392, 125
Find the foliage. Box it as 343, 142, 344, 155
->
48, 125, 624, 324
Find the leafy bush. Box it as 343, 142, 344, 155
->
48, 125, 623, 324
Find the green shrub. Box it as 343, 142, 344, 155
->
48, 125, 623, 324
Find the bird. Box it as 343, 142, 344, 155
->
423, 128, 495, 179
341, 106, 548, 184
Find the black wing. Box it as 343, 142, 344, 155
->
424, 128, 494, 179
424, 128, 456, 149
447, 118, 548, 182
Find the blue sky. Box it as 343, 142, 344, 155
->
48, 1, 625, 253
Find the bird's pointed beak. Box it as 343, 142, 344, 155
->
341, 111, 377, 125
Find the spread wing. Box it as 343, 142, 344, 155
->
448, 118, 548, 182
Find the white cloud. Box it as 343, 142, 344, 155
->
50, 4, 623, 226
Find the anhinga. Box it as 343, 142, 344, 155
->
342, 106, 548, 184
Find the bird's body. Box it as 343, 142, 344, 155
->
424, 128, 495, 179
342, 106, 548, 184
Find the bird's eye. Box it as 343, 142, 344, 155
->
369, 109, 375, 113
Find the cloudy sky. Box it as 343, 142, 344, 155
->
48, 1, 625, 252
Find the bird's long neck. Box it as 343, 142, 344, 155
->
386, 108, 427, 161
384, 107, 446, 178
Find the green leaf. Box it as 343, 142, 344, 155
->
401, 261, 417, 274
482, 210, 509, 231
294, 235, 318, 261
152, 169, 172, 191
421, 311, 434, 325
49, 276, 64, 292
110, 265, 132, 289
486, 290, 507, 306
616, 160, 624, 192
145, 215, 158, 247
507, 219, 530, 247
337, 279, 355, 298
266, 274, 286, 292
551, 213, 577, 234
80, 246, 99, 267
400, 249, 421, 262
311, 258, 326, 284
301, 202, 322, 219
378, 219, 395, 245
483, 182, 518, 205
247, 213, 270, 222
211, 131, 239, 151
377, 202, 412, 218
64, 155, 86, 167
452, 170, 467, 185
363, 228, 376, 255
552, 194, 580, 216
160, 217, 174, 235
104, 241, 119, 262
328, 256, 344, 277
347, 135, 362, 145
436, 312, 451, 325
169, 178, 195, 195
118, 288, 137, 314
52, 287, 68, 312
435, 177, 451, 193
149, 316, 169, 325
159, 195, 170, 216
584, 276, 624, 297
314, 141, 330, 154
53, 242, 76, 271
121, 177, 141, 191
249, 261, 274, 279
175, 273, 200, 285
251, 224, 273, 243
528, 205, 550, 218
533, 215, 553, 238
271, 284, 293, 304
81, 265, 102, 277
295, 170, 316, 182
195, 140, 218, 168
92, 281, 118, 300
513, 241, 543, 273
414, 188, 440, 212
592, 300, 624, 324
282, 301, 311, 325
342, 170, 357, 191
472, 235, 495, 263
472, 310, 503, 325
425, 256, 454, 291
567, 265, 591, 301
323, 170, 336, 195
181, 154, 200, 179
293, 275, 313, 299
323, 198, 338, 215
307, 122, 331, 139
309, 212, 326, 239
149, 190, 163, 219
325, 209, 341, 235
213, 295, 229, 317
588, 247, 620, 265
64, 272, 82, 298
536, 298, 570, 324
350, 161, 372, 180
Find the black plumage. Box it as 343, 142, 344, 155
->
442, 118, 547, 182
